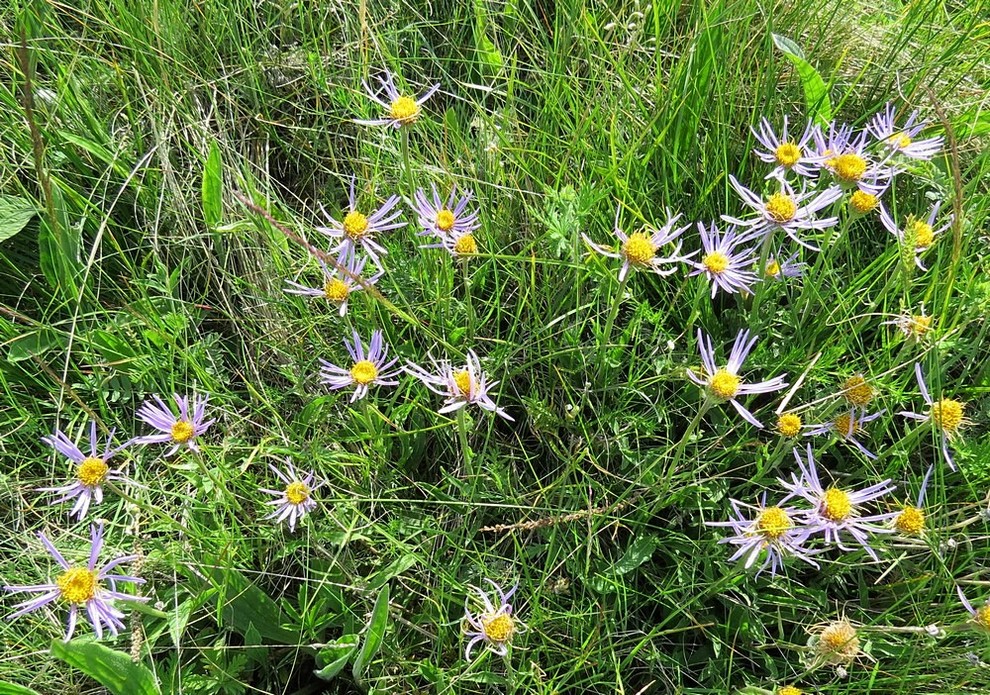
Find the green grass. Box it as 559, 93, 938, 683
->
1, 0, 990, 693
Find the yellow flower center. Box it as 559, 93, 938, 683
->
778, 687, 803, 695
77, 456, 109, 487
285, 481, 310, 506
895, 505, 925, 535
702, 251, 730, 275
389, 95, 420, 124
708, 369, 740, 400
776, 412, 803, 438
765, 192, 797, 223
755, 506, 792, 540
849, 190, 878, 214
910, 219, 934, 248
454, 369, 473, 396
930, 398, 964, 433
820, 487, 853, 522
831, 153, 868, 182
818, 620, 860, 662
481, 613, 515, 643
342, 211, 369, 239
171, 420, 195, 443
765, 259, 781, 278
350, 360, 379, 385
833, 413, 862, 439
841, 375, 874, 407
906, 314, 932, 338
453, 233, 478, 256
976, 605, 990, 631
56, 567, 98, 604
622, 232, 656, 266
774, 142, 802, 167
889, 131, 913, 149
324, 278, 350, 303
435, 209, 456, 232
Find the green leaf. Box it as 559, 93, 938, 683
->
352, 583, 390, 682
313, 634, 360, 681
771, 34, 832, 126
207, 566, 298, 644
0, 682, 44, 695
50, 640, 161, 695
588, 534, 658, 593
202, 140, 223, 229
0, 195, 37, 244
6, 329, 66, 363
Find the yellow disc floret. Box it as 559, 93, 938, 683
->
56, 567, 98, 605
895, 505, 925, 535
776, 412, 803, 438
481, 613, 515, 643
435, 209, 456, 232
820, 487, 853, 522
453, 233, 478, 256
622, 233, 656, 266
905, 314, 932, 339
708, 369, 740, 400
774, 142, 802, 168
765, 259, 782, 278
778, 687, 803, 695
350, 360, 379, 385
702, 251, 730, 275
755, 506, 792, 540
285, 481, 310, 505
930, 398, 964, 434
77, 456, 109, 487
841, 375, 874, 407
910, 219, 934, 249
831, 153, 868, 183
850, 190, 878, 215
976, 605, 990, 631
889, 132, 912, 149
765, 192, 797, 223
454, 369, 473, 396
389, 95, 420, 125
343, 211, 369, 239
817, 619, 860, 664
171, 420, 195, 443
324, 278, 350, 303
833, 413, 862, 439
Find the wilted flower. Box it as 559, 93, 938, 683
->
686, 222, 759, 297
354, 69, 440, 129
883, 308, 933, 343
880, 201, 951, 271
3, 522, 146, 641
135, 394, 215, 455
724, 175, 842, 251
317, 178, 405, 265
867, 103, 943, 160
893, 464, 934, 537
751, 116, 821, 179
319, 329, 402, 402
899, 362, 967, 470
805, 408, 886, 460
839, 374, 875, 408
412, 185, 480, 240
814, 123, 893, 193
808, 617, 865, 667
686, 329, 788, 428
261, 462, 320, 532
582, 208, 693, 282
406, 350, 513, 421
464, 580, 526, 660
284, 250, 383, 317
957, 586, 990, 632
763, 249, 806, 281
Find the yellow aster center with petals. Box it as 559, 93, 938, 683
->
285, 481, 310, 505
890, 132, 913, 149
765, 259, 781, 278
930, 398, 964, 433
324, 278, 350, 303
818, 620, 860, 662
895, 505, 925, 535
774, 142, 802, 167
343, 211, 369, 239
171, 420, 195, 443
435, 209, 456, 232
820, 488, 853, 522
910, 220, 934, 248
702, 251, 730, 275
906, 314, 932, 338
850, 190, 878, 214
481, 613, 515, 643
622, 233, 656, 266
841, 375, 874, 407
389, 95, 420, 124
755, 506, 792, 540
453, 234, 478, 256
56, 567, 98, 604
708, 369, 740, 400
77, 456, 109, 487
833, 413, 862, 438
776, 412, 803, 438
831, 153, 868, 182
350, 360, 378, 385
976, 605, 990, 631
454, 369, 473, 396
778, 687, 803, 695
765, 192, 797, 223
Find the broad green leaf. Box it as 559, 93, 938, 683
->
365, 553, 418, 591
6, 329, 66, 363
202, 140, 223, 228
0, 682, 43, 695
208, 566, 298, 644
313, 634, 360, 681
588, 534, 658, 593
352, 583, 390, 682
772, 34, 832, 126
0, 195, 37, 244
50, 640, 161, 695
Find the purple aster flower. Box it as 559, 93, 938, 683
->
316, 178, 405, 266
284, 249, 383, 317
957, 586, 990, 632
706, 494, 819, 576
39, 422, 133, 521
778, 444, 896, 560
260, 462, 320, 532
763, 249, 806, 281
582, 208, 693, 282
354, 69, 440, 129
751, 115, 822, 179
723, 175, 843, 251
412, 185, 480, 240
135, 394, 215, 455
814, 123, 893, 193
319, 329, 402, 402
686, 222, 759, 297
686, 329, 788, 428
899, 362, 966, 471
406, 350, 513, 421
804, 408, 886, 460
867, 103, 943, 160
421, 226, 481, 259
3, 522, 146, 641
880, 201, 951, 271
464, 580, 526, 660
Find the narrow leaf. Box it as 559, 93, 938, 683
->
352, 583, 390, 682
0, 195, 37, 244
202, 140, 223, 228
50, 640, 161, 695
772, 34, 833, 126
0, 682, 44, 695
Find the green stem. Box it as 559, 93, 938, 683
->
401, 127, 415, 199
461, 258, 475, 342
748, 231, 775, 326
456, 407, 474, 478
596, 271, 630, 380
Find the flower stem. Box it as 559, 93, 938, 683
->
596, 271, 630, 380
461, 258, 475, 342
748, 232, 775, 326
456, 407, 474, 478
401, 127, 415, 198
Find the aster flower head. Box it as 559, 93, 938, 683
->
406, 350, 513, 421
284, 249, 383, 317
807, 617, 866, 667
135, 394, 215, 455
868, 103, 943, 160
686, 222, 759, 297
779, 445, 896, 560
899, 362, 966, 470
763, 249, 806, 281
848, 188, 885, 217
776, 411, 804, 438
839, 374, 875, 408
412, 185, 481, 240
582, 208, 693, 282
686, 329, 788, 428
880, 201, 951, 271
751, 116, 822, 178
261, 462, 320, 532
805, 408, 886, 460
422, 226, 480, 259
319, 329, 402, 402
706, 495, 819, 576
777, 686, 803, 695
723, 175, 843, 251
893, 464, 934, 537
814, 123, 894, 193
463, 580, 526, 660
354, 69, 440, 129
3, 522, 146, 641
957, 586, 990, 632
317, 178, 405, 265
39, 422, 132, 521
883, 307, 933, 343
